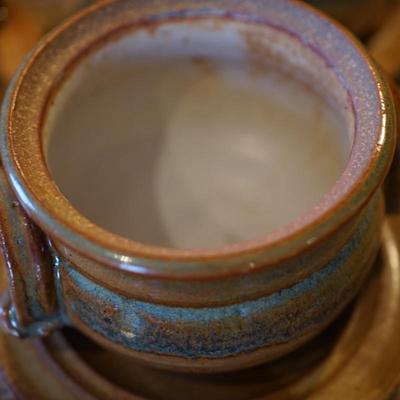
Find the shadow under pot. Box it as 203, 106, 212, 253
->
0, 0, 398, 373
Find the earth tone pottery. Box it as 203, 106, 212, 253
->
0, 222, 400, 399
0, 0, 399, 374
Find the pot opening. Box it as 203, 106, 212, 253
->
43, 18, 354, 249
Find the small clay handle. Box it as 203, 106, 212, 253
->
0, 168, 62, 337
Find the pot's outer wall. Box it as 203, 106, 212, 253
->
56, 193, 383, 371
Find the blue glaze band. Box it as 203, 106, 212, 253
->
59, 195, 379, 359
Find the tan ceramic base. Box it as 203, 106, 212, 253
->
0, 220, 400, 399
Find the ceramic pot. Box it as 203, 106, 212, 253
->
0, 0, 398, 373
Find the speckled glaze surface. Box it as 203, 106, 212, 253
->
1, 222, 400, 399
0, 0, 398, 373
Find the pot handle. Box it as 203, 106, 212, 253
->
0, 168, 62, 337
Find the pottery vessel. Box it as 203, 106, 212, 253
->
0, 0, 398, 373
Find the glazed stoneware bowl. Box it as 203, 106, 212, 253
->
0, 0, 398, 373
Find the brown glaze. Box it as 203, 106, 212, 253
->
0, 220, 399, 398
0, 168, 60, 337
1, 1, 392, 263
0, 0, 398, 373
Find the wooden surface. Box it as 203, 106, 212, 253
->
0, 1, 93, 82
306, 0, 395, 37
369, 2, 400, 79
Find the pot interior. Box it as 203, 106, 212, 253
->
44, 18, 353, 249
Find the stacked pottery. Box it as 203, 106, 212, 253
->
0, 0, 398, 379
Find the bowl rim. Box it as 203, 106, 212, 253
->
0, 0, 395, 277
